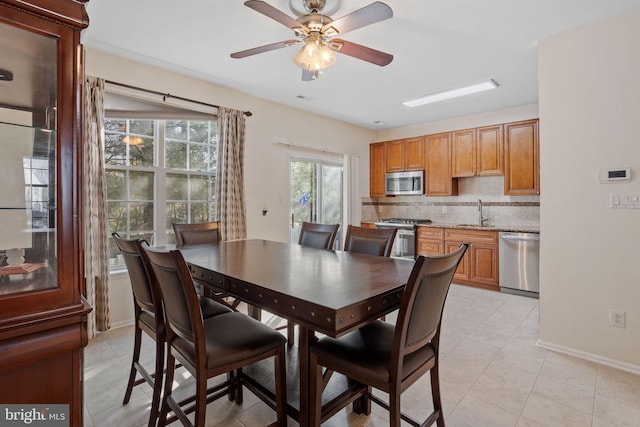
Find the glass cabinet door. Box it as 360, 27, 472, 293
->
0, 20, 58, 296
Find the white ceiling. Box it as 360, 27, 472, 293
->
82, 0, 640, 130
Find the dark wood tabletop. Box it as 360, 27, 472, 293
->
179, 239, 414, 426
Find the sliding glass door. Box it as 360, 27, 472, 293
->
289, 157, 343, 248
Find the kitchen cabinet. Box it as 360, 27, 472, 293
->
425, 133, 458, 196
416, 227, 444, 256
370, 142, 386, 197
451, 128, 477, 177
504, 119, 539, 195
445, 228, 499, 290
386, 137, 425, 172
477, 125, 504, 176
452, 126, 504, 177
0, 1, 90, 424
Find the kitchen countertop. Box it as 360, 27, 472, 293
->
362, 221, 539, 234
417, 223, 540, 234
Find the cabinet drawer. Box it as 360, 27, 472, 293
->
417, 239, 444, 256
417, 227, 444, 240
445, 228, 498, 244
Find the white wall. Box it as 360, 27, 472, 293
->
85, 49, 376, 244
538, 11, 640, 372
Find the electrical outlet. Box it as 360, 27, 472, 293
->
609, 309, 626, 328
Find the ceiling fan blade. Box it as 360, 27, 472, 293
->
329, 39, 393, 66
244, 0, 304, 30
322, 2, 392, 36
230, 40, 301, 59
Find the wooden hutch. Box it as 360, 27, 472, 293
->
0, 0, 91, 425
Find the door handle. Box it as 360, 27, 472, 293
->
291, 213, 294, 229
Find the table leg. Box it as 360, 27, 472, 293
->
297, 326, 312, 427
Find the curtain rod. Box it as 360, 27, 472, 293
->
104, 80, 253, 117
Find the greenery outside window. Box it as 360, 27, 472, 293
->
105, 118, 217, 267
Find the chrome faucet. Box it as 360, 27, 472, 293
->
478, 199, 488, 226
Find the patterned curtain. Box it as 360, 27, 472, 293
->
84, 76, 110, 338
215, 107, 247, 240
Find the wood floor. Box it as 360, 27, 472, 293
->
84, 284, 640, 426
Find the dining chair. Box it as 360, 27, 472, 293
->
308, 243, 468, 427
298, 221, 340, 250
172, 221, 243, 311
277, 221, 342, 344
112, 233, 233, 427
172, 221, 221, 247
140, 243, 288, 427
343, 225, 397, 257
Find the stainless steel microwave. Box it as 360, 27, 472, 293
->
385, 170, 424, 195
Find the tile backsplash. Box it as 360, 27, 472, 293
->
362, 176, 540, 227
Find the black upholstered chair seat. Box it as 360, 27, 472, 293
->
310, 321, 435, 385
171, 312, 286, 370
199, 296, 233, 318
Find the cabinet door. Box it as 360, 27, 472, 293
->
425, 133, 458, 196
451, 129, 476, 177
470, 243, 499, 285
504, 119, 539, 195
477, 125, 504, 176
370, 142, 386, 197
385, 140, 405, 172
404, 137, 425, 171
0, 6, 83, 316
446, 241, 470, 281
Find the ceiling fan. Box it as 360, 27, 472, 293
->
230, 0, 393, 81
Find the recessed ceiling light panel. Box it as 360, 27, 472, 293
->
403, 80, 498, 108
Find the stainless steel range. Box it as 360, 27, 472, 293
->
373, 218, 432, 260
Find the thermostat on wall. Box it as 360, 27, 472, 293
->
597, 167, 631, 183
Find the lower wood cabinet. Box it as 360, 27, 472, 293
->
416, 227, 444, 256
417, 226, 499, 291
445, 228, 499, 290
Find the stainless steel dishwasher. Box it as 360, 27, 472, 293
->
499, 232, 540, 297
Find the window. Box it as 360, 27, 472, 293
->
105, 118, 217, 266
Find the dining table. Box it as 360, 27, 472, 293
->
179, 239, 414, 427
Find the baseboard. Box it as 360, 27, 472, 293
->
537, 339, 640, 375
107, 319, 134, 330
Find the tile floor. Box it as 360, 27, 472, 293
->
84, 285, 640, 426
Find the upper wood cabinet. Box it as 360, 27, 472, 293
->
451, 128, 477, 177
452, 126, 504, 177
370, 142, 386, 197
425, 133, 458, 196
504, 119, 539, 195
477, 124, 504, 176
0, 1, 90, 424
385, 137, 424, 172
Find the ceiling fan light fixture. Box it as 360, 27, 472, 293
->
293, 35, 336, 71
403, 80, 499, 107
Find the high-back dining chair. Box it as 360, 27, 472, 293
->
309, 244, 468, 427
112, 233, 232, 427
344, 225, 397, 257
141, 243, 288, 427
172, 221, 242, 311
173, 221, 221, 247
298, 221, 340, 250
